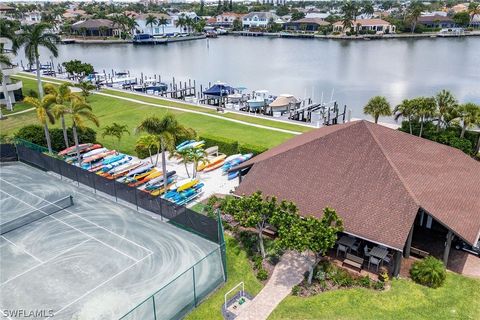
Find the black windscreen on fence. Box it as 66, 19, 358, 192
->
169, 207, 219, 243
0, 144, 18, 162
136, 189, 161, 215
8, 144, 223, 245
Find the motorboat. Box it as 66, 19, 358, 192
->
268, 94, 299, 114
133, 80, 168, 93
246, 90, 274, 111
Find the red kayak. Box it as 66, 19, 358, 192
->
58, 144, 91, 156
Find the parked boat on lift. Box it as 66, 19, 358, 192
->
247, 90, 274, 111
133, 80, 168, 93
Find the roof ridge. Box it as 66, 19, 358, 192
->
363, 121, 421, 206
237, 121, 361, 170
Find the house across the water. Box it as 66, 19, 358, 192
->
233, 120, 480, 277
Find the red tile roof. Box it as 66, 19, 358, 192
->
234, 121, 480, 250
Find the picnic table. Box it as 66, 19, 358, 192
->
337, 236, 356, 249
370, 246, 388, 261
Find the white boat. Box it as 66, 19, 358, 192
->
247, 90, 273, 111
108, 73, 137, 88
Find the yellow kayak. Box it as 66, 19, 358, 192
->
177, 178, 199, 192
133, 168, 157, 181
150, 183, 174, 196
197, 154, 226, 171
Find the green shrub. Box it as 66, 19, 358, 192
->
200, 134, 239, 155
135, 144, 151, 159
26, 89, 38, 98
291, 285, 301, 296
410, 256, 446, 288
315, 270, 326, 282
238, 231, 258, 257
331, 268, 354, 287
252, 255, 263, 270
356, 275, 371, 288
15, 125, 97, 152
238, 143, 268, 155
373, 280, 385, 290
256, 268, 268, 281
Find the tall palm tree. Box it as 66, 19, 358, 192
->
23, 95, 56, 153
157, 17, 168, 35
412, 97, 436, 138
435, 90, 457, 132
70, 99, 100, 164
456, 103, 480, 139
188, 148, 207, 178
407, 2, 424, 33
145, 14, 158, 35
45, 83, 78, 148
175, 16, 186, 33
172, 148, 193, 178
363, 96, 392, 123
135, 114, 195, 191
15, 23, 60, 99
393, 99, 415, 134
362, 2, 375, 18
75, 81, 96, 99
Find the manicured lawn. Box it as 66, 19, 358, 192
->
1, 102, 34, 115
2, 76, 297, 155
268, 273, 480, 320
186, 235, 264, 320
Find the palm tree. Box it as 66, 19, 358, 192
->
145, 14, 158, 35
70, 99, 100, 164
15, 23, 60, 99
136, 134, 160, 165
102, 122, 130, 148
456, 103, 480, 139
435, 90, 457, 132
407, 2, 424, 33
468, 2, 480, 27
135, 114, 195, 191
75, 81, 96, 99
175, 16, 186, 33
412, 97, 436, 138
157, 17, 168, 35
362, 2, 375, 18
23, 95, 56, 153
172, 148, 193, 178
363, 96, 392, 123
188, 148, 207, 178
393, 99, 415, 134
46, 83, 78, 148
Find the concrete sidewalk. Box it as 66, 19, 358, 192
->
236, 251, 315, 320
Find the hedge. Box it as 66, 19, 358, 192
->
200, 134, 267, 156
15, 125, 97, 152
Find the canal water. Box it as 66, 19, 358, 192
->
18, 36, 480, 120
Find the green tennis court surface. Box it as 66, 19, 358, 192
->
0, 162, 223, 319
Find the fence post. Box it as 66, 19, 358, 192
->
151, 296, 157, 320
75, 164, 80, 187
114, 179, 117, 202
135, 187, 138, 211
192, 266, 197, 307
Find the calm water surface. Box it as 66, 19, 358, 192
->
21, 36, 480, 120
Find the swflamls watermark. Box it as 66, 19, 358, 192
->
1, 309, 54, 318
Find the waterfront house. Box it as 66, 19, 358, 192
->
0, 4, 14, 18
242, 12, 279, 29
417, 15, 456, 29
21, 11, 43, 25
333, 18, 396, 34
232, 121, 480, 277
284, 18, 330, 32
214, 12, 245, 28
71, 19, 115, 37
135, 13, 178, 36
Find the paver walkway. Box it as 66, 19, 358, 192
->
236, 251, 315, 320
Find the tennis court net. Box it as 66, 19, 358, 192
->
1, 195, 74, 235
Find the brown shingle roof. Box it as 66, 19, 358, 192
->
72, 19, 114, 30
234, 121, 480, 250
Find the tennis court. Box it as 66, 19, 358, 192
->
0, 162, 224, 320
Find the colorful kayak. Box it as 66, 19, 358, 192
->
149, 180, 175, 196
82, 150, 116, 164
124, 163, 153, 178
128, 169, 161, 187
203, 160, 225, 172
144, 171, 176, 189
100, 157, 133, 174
176, 140, 195, 150
197, 154, 227, 171
176, 178, 199, 192
222, 153, 253, 172
82, 147, 108, 159
228, 171, 240, 180
58, 143, 91, 156
108, 162, 142, 179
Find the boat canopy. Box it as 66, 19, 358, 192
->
269, 94, 298, 108
203, 83, 235, 97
